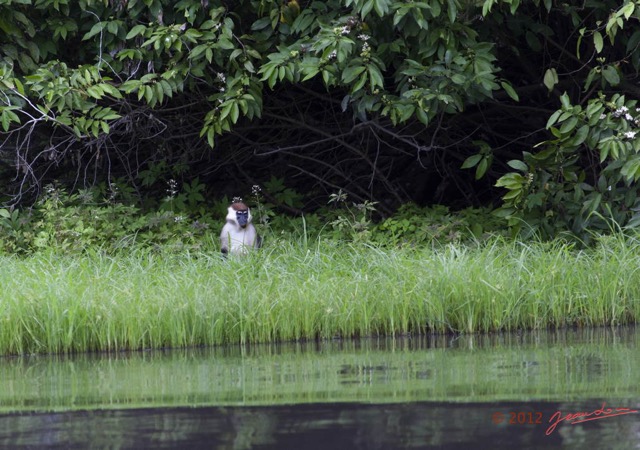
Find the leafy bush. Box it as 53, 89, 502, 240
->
495, 93, 640, 241
0, 185, 215, 254
373, 204, 504, 246
0, 182, 505, 254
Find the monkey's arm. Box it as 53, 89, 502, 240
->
246, 224, 261, 249
220, 227, 230, 255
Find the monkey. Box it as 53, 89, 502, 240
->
220, 202, 262, 256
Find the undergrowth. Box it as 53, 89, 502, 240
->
0, 184, 505, 255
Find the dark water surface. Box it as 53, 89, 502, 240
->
1, 328, 639, 449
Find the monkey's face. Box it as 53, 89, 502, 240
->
236, 210, 249, 228
227, 202, 252, 228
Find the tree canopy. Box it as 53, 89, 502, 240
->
1, 0, 640, 237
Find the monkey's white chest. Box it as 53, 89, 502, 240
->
229, 229, 251, 253
222, 225, 258, 255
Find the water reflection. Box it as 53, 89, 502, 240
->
1, 402, 638, 449
0, 327, 639, 448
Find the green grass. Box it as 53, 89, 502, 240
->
1, 235, 640, 355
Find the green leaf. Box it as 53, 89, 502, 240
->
361, 0, 375, 18
451, 74, 466, 85
230, 102, 239, 124
82, 22, 104, 41
1, 113, 9, 132
559, 92, 571, 110
543, 68, 558, 91
144, 85, 154, 104
220, 101, 233, 121
206, 128, 215, 148
572, 125, 589, 146
259, 64, 275, 82
416, 107, 429, 125
500, 81, 519, 101
100, 83, 123, 99
502, 189, 522, 200
302, 68, 320, 82
268, 69, 278, 89
583, 68, 600, 92
507, 160, 528, 172
546, 110, 562, 129
626, 30, 640, 54
217, 38, 235, 50
476, 157, 488, 179
154, 82, 164, 104
13, 78, 24, 96
342, 65, 366, 84
559, 116, 579, 135
602, 66, 620, 86
100, 120, 110, 134
86, 85, 103, 100
367, 64, 384, 89
461, 154, 482, 169
106, 21, 118, 35
251, 17, 272, 31
620, 2, 635, 20
373, 0, 389, 17
159, 79, 173, 98
495, 172, 525, 189
593, 31, 603, 53
189, 44, 208, 59
447, 0, 457, 23
126, 24, 147, 40
352, 72, 368, 93
584, 192, 602, 213
621, 158, 640, 182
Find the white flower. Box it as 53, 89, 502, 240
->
341, 26, 350, 35
166, 179, 179, 197
625, 113, 634, 121
613, 106, 629, 118
600, 113, 607, 120
358, 34, 370, 41
624, 131, 637, 139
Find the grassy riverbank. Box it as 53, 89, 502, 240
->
1, 235, 639, 355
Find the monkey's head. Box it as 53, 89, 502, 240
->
229, 202, 252, 228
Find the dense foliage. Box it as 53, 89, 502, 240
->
0, 183, 505, 254
1, 0, 640, 239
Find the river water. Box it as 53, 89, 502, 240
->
1, 327, 638, 448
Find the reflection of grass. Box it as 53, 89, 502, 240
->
1, 235, 640, 355
0, 330, 638, 412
